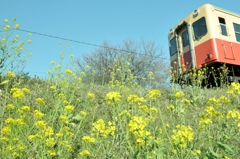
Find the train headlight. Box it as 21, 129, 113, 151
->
193, 9, 199, 18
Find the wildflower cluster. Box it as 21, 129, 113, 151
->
128, 116, 153, 148
7, 71, 15, 78
175, 91, 184, 98
35, 97, 46, 105
138, 105, 158, 114
87, 93, 95, 99
105, 91, 122, 105
10, 88, 24, 99
199, 95, 232, 128
226, 82, 240, 96
147, 89, 161, 99
171, 125, 194, 148
92, 119, 116, 138
127, 94, 146, 105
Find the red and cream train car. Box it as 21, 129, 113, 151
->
168, 3, 240, 85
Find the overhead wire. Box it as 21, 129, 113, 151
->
16, 28, 170, 61
1, 27, 170, 75
0, 26, 170, 60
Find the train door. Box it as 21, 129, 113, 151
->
218, 16, 235, 60
178, 27, 192, 72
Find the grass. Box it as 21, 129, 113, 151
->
1, 70, 240, 159
1, 19, 240, 159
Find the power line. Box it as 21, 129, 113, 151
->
15, 28, 170, 61
0, 27, 170, 60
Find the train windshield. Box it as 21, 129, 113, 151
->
169, 37, 177, 56
192, 17, 208, 40
182, 30, 189, 47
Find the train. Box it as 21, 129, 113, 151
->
168, 3, 240, 87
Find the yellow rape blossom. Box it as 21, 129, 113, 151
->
5, 104, 15, 110
19, 106, 30, 112
22, 88, 30, 94
35, 120, 47, 129
138, 105, 150, 113
5, 118, 15, 124
7, 71, 14, 78
16, 144, 26, 152
58, 93, 65, 99
105, 91, 122, 104
148, 89, 161, 99
92, 119, 115, 138
79, 150, 91, 156
148, 71, 153, 77
4, 25, 10, 31
171, 125, 194, 148
15, 118, 25, 125
199, 116, 212, 127
48, 150, 56, 156
35, 98, 46, 105
59, 115, 68, 121
50, 85, 56, 90
85, 65, 90, 69
45, 126, 54, 137
63, 100, 70, 105
167, 104, 175, 111
207, 98, 220, 108
87, 93, 95, 99
204, 106, 217, 119
226, 110, 240, 119
10, 88, 24, 99
119, 110, 131, 118
82, 136, 96, 143
64, 105, 74, 112
175, 91, 184, 98
64, 69, 72, 75
45, 138, 55, 147
28, 135, 38, 141
127, 94, 146, 105
15, 24, 20, 29
33, 110, 45, 118
56, 133, 63, 138
150, 107, 158, 113
2, 126, 11, 135
128, 116, 153, 148
218, 96, 230, 107
0, 137, 9, 141
80, 111, 87, 116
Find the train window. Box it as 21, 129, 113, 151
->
233, 23, 240, 42
192, 17, 208, 40
219, 17, 228, 36
169, 37, 177, 56
181, 31, 189, 47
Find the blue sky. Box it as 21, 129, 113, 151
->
1, 0, 239, 78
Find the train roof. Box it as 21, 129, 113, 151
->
168, 3, 240, 39
213, 4, 240, 18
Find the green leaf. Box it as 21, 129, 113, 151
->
72, 114, 82, 121
209, 149, 219, 157
217, 141, 234, 153
0, 80, 9, 85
